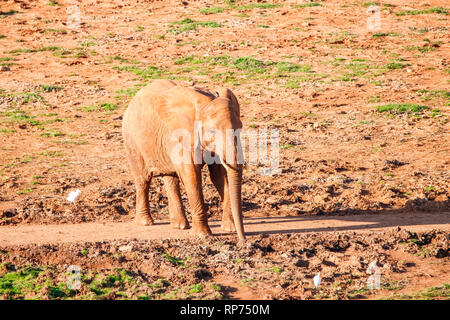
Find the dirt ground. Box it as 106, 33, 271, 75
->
0, 0, 449, 300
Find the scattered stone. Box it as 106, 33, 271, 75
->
382, 159, 407, 170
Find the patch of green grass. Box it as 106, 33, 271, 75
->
98, 102, 118, 111
347, 287, 371, 299
210, 283, 222, 292
44, 28, 67, 35
403, 45, 437, 54
82, 269, 136, 299
233, 57, 268, 73
169, 18, 222, 34
80, 41, 96, 47
81, 102, 118, 112
163, 253, 185, 267
39, 150, 62, 157
430, 109, 444, 117
73, 50, 87, 58
384, 62, 405, 70
81, 105, 99, 112
268, 266, 283, 273
235, 3, 282, 10
372, 32, 401, 38
39, 84, 62, 92
241, 278, 257, 287
274, 61, 302, 73
149, 278, 171, 289
419, 284, 450, 299
40, 130, 65, 138
111, 55, 140, 64
32, 175, 43, 185
282, 75, 314, 88
189, 283, 203, 294
199, 7, 224, 14
113, 65, 170, 80
175, 40, 202, 47
396, 7, 448, 16
89, 286, 110, 296
0, 109, 43, 126
136, 25, 145, 32
0, 266, 44, 297
102, 269, 134, 287
21, 92, 44, 103
363, 2, 379, 7
416, 89, 449, 104
0, 35, 5, 39
115, 86, 141, 98
382, 280, 407, 291
17, 188, 33, 195
280, 144, 294, 149
382, 284, 449, 300
174, 56, 205, 65
293, 2, 321, 8
376, 103, 429, 114
0, 128, 15, 134
47, 0, 59, 6
172, 54, 316, 85
4, 48, 32, 54
19, 155, 35, 164
345, 61, 370, 75
47, 283, 71, 299
5, 46, 76, 59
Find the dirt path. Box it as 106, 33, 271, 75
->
1, 211, 448, 246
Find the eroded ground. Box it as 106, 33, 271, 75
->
0, 229, 449, 300
0, 0, 449, 300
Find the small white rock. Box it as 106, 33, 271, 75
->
119, 245, 133, 252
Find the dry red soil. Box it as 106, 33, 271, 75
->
0, 0, 449, 300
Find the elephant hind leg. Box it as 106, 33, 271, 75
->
162, 176, 189, 230
124, 142, 153, 226
208, 164, 235, 232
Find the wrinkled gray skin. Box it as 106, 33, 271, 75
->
122, 79, 245, 240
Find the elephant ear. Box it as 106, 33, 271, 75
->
151, 92, 195, 133
216, 88, 240, 118
154, 86, 214, 132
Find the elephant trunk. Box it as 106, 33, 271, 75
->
227, 167, 245, 240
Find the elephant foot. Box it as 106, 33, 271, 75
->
170, 217, 190, 230
221, 217, 236, 232
135, 213, 154, 226
192, 224, 212, 237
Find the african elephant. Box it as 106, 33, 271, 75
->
122, 79, 245, 240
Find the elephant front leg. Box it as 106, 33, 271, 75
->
179, 164, 212, 237
209, 164, 235, 232
135, 177, 153, 226
162, 176, 189, 230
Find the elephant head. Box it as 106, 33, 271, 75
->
194, 89, 246, 240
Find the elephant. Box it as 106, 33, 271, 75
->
122, 79, 245, 240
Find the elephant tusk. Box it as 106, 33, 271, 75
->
221, 161, 245, 171
221, 161, 231, 171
